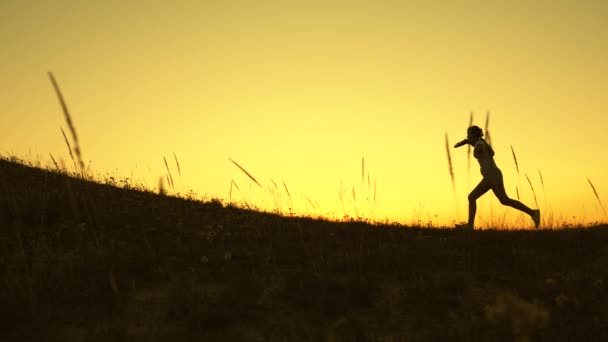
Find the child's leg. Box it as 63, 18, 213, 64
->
468, 179, 491, 227
491, 175, 535, 216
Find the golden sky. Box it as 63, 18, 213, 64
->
1, 1, 607, 226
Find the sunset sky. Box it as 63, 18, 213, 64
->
1, 1, 607, 227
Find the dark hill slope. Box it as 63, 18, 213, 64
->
1, 159, 607, 341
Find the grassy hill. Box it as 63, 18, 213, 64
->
1, 158, 607, 341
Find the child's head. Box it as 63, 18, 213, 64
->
467, 125, 483, 140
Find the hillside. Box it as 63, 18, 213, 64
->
1, 158, 607, 341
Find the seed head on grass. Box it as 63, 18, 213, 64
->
510, 146, 520, 175
163, 157, 175, 191
445, 132, 456, 194
173, 153, 182, 177
229, 158, 263, 189
362, 157, 365, 186
587, 178, 607, 220
173, 152, 183, 193
307, 197, 317, 209
49, 72, 84, 176
511, 145, 523, 200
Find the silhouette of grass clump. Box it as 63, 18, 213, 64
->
2, 157, 608, 341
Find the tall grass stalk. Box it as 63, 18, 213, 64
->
307, 197, 316, 209
587, 178, 607, 220
373, 179, 377, 210
283, 180, 293, 213
173, 153, 183, 193
268, 179, 284, 212
229, 158, 263, 189
48, 72, 84, 176
229, 179, 234, 204
339, 179, 346, 216
335, 159, 378, 221
511, 146, 522, 200
229, 179, 250, 209
163, 157, 175, 191
362, 157, 365, 214
525, 174, 539, 208
539, 169, 547, 211
49, 72, 98, 244
367, 171, 371, 217
49, 153, 60, 171
61, 128, 78, 172
351, 186, 359, 219
445, 132, 460, 220
362, 157, 365, 186
444, 133, 456, 194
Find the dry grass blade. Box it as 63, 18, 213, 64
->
61, 128, 77, 171
445, 132, 456, 193
587, 178, 607, 219
49, 153, 60, 171
510, 146, 520, 175
268, 179, 282, 212
229, 179, 234, 204
283, 180, 293, 210
230, 179, 250, 209
362, 157, 365, 186
373, 179, 376, 204
511, 145, 522, 200
367, 172, 370, 201
173, 153, 182, 177
49, 72, 84, 173
229, 158, 263, 189
351, 186, 359, 218
539, 169, 547, 209
525, 174, 538, 208
163, 157, 175, 191
373, 179, 377, 217
306, 197, 317, 209
173, 153, 183, 193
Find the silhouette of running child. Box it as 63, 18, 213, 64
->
453, 125, 540, 230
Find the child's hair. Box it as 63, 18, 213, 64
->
467, 125, 483, 139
